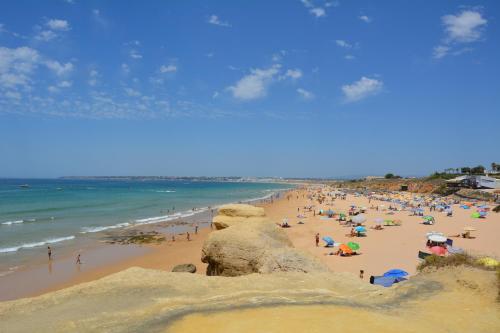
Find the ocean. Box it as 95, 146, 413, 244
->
0, 179, 294, 270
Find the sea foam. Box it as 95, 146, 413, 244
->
0, 236, 75, 253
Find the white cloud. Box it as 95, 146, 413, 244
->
121, 63, 130, 74
335, 39, 352, 48
45, 60, 73, 76
0, 46, 40, 89
88, 69, 99, 86
432, 45, 450, 59
208, 15, 231, 27
124, 87, 141, 97
47, 19, 70, 31
58, 80, 72, 88
344, 54, 355, 60
35, 30, 57, 42
301, 0, 328, 18
310, 8, 326, 17
4, 90, 21, 99
359, 15, 372, 23
433, 10, 487, 60
130, 50, 142, 59
48, 86, 59, 93
212, 91, 219, 99
297, 88, 314, 100
285, 69, 303, 79
442, 10, 487, 43
228, 64, 281, 100
341, 76, 383, 103
160, 64, 177, 73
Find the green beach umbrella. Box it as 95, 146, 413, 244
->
347, 242, 360, 251
423, 215, 434, 221
471, 212, 481, 218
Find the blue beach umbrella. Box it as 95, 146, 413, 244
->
355, 226, 366, 233
383, 269, 408, 278
322, 236, 334, 247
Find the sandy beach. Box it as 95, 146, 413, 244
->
1, 186, 499, 301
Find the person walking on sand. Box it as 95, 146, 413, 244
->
47, 246, 52, 260
195, 225, 198, 234
315, 233, 320, 247
76, 253, 81, 265
359, 270, 364, 279
187, 232, 190, 241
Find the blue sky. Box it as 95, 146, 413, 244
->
0, 0, 498, 178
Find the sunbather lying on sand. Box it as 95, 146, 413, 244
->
449, 232, 474, 239
371, 225, 383, 230
345, 228, 357, 237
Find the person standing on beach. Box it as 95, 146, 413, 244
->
47, 246, 52, 260
315, 233, 320, 247
187, 232, 190, 241
76, 253, 81, 264
195, 225, 198, 234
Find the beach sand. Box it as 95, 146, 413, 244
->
1, 186, 499, 301
261, 189, 500, 279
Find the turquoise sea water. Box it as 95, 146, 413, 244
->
0, 179, 293, 257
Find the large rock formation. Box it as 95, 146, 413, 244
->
172, 264, 197, 273
1, 266, 498, 332
212, 204, 267, 230
202, 205, 328, 276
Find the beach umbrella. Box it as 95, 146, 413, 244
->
426, 231, 444, 239
471, 212, 481, 218
423, 215, 434, 221
374, 218, 384, 224
347, 242, 360, 251
383, 269, 408, 278
428, 234, 447, 243
355, 226, 366, 233
322, 236, 334, 247
352, 214, 367, 224
339, 244, 353, 254
326, 209, 334, 215
430, 246, 446, 256
479, 211, 487, 217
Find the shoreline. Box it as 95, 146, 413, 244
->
0, 187, 296, 301
2, 184, 499, 302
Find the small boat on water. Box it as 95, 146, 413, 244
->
19, 184, 30, 188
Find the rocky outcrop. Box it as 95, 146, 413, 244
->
1, 266, 498, 333
172, 264, 196, 273
202, 206, 328, 276
212, 204, 267, 230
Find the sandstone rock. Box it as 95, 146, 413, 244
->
202, 219, 327, 276
212, 215, 270, 230
217, 204, 265, 218
172, 264, 197, 273
212, 204, 267, 230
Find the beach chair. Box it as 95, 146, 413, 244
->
418, 251, 431, 260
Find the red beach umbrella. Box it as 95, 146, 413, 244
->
430, 246, 446, 256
